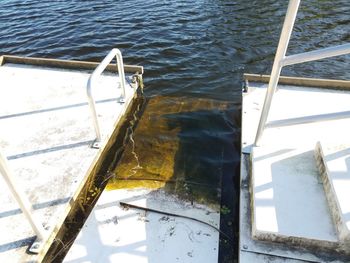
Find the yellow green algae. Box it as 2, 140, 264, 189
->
106, 95, 232, 206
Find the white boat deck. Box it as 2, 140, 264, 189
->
240, 74, 350, 263
64, 189, 220, 263
0, 57, 141, 262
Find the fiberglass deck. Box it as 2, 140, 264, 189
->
240, 74, 350, 263
0, 56, 141, 262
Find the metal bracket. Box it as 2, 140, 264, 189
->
29, 238, 45, 254
28, 224, 50, 254
119, 97, 126, 103
91, 140, 101, 149
242, 79, 249, 93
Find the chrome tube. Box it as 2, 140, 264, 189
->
0, 151, 46, 240
281, 43, 350, 66
86, 48, 127, 144
254, 0, 301, 146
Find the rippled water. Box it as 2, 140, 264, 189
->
1, 0, 349, 261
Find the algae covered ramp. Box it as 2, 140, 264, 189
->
63, 95, 236, 262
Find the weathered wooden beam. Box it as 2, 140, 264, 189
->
243, 73, 350, 90
1, 55, 144, 74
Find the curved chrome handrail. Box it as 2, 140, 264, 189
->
0, 48, 128, 253
86, 48, 126, 147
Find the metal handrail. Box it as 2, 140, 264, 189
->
0, 151, 47, 241
254, 0, 350, 146
0, 49, 128, 254
87, 48, 127, 148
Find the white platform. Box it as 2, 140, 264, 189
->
240, 78, 350, 262
0, 63, 136, 262
251, 147, 337, 246
240, 154, 345, 263
242, 83, 350, 153
64, 188, 220, 263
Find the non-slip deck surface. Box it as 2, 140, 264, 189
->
241, 80, 350, 262
251, 147, 337, 243
64, 189, 220, 263
0, 63, 136, 262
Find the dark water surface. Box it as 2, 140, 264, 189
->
1, 0, 349, 261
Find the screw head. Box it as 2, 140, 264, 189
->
243, 244, 248, 250
32, 243, 39, 249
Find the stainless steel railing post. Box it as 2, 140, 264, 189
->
281, 43, 350, 67
254, 0, 301, 146
86, 48, 127, 148
0, 151, 46, 240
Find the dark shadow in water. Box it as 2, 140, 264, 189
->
163, 108, 235, 205
163, 107, 240, 262
43, 95, 240, 262
108, 96, 241, 262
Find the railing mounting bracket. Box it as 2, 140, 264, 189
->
91, 140, 101, 149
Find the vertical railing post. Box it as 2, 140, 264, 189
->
86, 48, 127, 148
254, 0, 301, 146
115, 50, 127, 101
87, 76, 102, 146
0, 151, 46, 240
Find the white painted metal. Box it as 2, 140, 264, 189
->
254, 0, 350, 146
254, 0, 300, 146
87, 48, 127, 145
281, 43, 350, 67
0, 151, 46, 241
265, 110, 350, 128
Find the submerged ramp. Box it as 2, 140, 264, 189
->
64, 96, 233, 263
0, 54, 142, 262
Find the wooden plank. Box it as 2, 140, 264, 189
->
1, 55, 144, 74
243, 73, 350, 90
